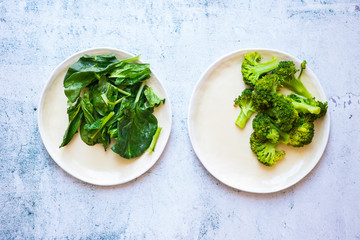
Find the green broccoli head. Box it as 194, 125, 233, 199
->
241, 52, 279, 88
272, 61, 297, 81
252, 112, 291, 144
234, 89, 257, 128
252, 113, 280, 143
272, 60, 312, 99
266, 94, 298, 132
252, 74, 282, 111
287, 116, 315, 147
242, 51, 261, 66
255, 74, 282, 93
250, 132, 285, 167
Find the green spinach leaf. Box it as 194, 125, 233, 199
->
79, 89, 98, 146
110, 62, 151, 86
60, 99, 83, 147
111, 83, 158, 159
144, 87, 165, 108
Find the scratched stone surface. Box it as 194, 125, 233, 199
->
1, 0, 360, 239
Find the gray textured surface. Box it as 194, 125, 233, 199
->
1, 0, 360, 239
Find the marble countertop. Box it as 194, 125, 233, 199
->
1, 0, 359, 239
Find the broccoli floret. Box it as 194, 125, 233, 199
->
234, 89, 257, 128
250, 132, 285, 167
272, 60, 312, 99
266, 94, 298, 132
286, 116, 315, 147
252, 74, 282, 110
252, 113, 280, 143
252, 113, 291, 144
241, 52, 279, 88
301, 100, 328, 122
287, 93, 322, 114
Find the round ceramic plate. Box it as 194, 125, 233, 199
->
188, 48, 330, 193
38, 47, 172, 185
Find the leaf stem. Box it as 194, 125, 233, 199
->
112, 85, 131, 96
135, 81, 146, 104
101, 94, 125, 106
90, 111, 115, 139
148, 127, 162, 152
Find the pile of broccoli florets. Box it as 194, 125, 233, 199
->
234, 51, 327, 167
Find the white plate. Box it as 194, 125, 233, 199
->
188, 48, 330, 193
38, 47, 172, 186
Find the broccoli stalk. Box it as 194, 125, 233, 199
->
287, 93, 321, 114
273, 60, 312, 99
291, 100, 320, 114
241, 52, 279, 87
235, 108, 254, 129
234, 89, 256, 128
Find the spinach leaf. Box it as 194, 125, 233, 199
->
91, 78, 115, 116
144, 87, 165, 108
80, 89, 95, 124
64, 72, 97, 103
101, 127, 110, 150
111, 102, 158, 159
79, 89, 98, 146
110, 62, 151, 86
79, 121, 99, 146
60, 99, 83, 147
65, 54, 119, 80
80, 111, 114, 148
111, 83, 158, 159
84, 111, 115, 138
108, 127, 118, 139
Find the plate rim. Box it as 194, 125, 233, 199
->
187, 48, 330, 193
38, 47, 172, 186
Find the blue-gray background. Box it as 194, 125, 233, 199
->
1, 0, 360, 239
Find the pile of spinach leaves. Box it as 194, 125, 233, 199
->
60, 54, 165, 159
